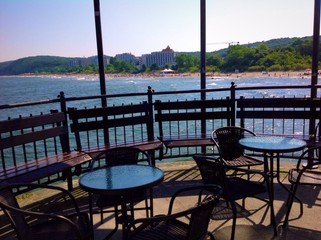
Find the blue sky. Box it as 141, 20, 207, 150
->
0, 0, 315, 62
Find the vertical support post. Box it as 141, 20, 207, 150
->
311, 0, 320, 99
230, 82, 236, 126
308, 0, 320, 167
200, 0, 206, 100
93, 0, 107, 108
200, 0, 207, 151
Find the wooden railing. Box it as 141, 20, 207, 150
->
1, 82, 321, 188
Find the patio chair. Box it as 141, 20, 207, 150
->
126, 184, 222, 240
88, 147, 153, 231
283, 146, 321, 228
0, 182, 91, 240
211, 126, 264, 169
304, 121, 321, 158
193, 155, 277, 240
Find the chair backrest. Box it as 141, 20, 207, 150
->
193, 155, 227, 187
211, 126, 256, 160
0, 182, 29, 239
187, 193, 220, 240
295, 146, 321, 170
68, 102, 154, 150
89, 146, 151, 170
0, 111, 70, 170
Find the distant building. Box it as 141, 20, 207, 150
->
115, 53, 139, 65
69, 56, 110, 67
142, 46, 176, 67
88, 56, 110, 66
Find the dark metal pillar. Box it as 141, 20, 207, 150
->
200, 0, 206, 100
93, 0, 107, 107
308, 0, 320, 167
311, 0, 320, 98
200, 0, 207, 153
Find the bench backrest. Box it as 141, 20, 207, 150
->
0, 111, 70, 170
154, 98, 234, 138
68, 101, 154, 150
237, 97, 321, 135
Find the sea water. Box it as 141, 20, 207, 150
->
0, 74, 313, 120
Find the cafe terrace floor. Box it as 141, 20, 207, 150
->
1, 160, 321, 240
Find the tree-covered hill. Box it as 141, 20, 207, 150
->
0, 56, 72, 75
212, 36, 309, 57
0, 36, 318, 75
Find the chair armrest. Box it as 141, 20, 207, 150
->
8, 183, 81, 213
0, 199, 85, 239
127, 208, 196, 229
167, 184, 222, 214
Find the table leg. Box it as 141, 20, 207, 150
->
120, 197, 128, 240
264, 152, 276, 230
88, 192, 94, 240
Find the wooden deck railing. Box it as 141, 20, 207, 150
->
1, 83, 321, 189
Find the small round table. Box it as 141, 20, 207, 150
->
239, 136, 306, 179
79, 164, 164, 240
239, 136, 306, 222
239, 136, 306, 154
239, 136, 306, 183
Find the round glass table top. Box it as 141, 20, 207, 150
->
239, 136, 306, 153
79, 164, 164, 195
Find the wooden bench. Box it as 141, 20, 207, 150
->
68, 101, 163, 165
154, 98, 234, 158
0, 111, 91, 190
237, 97, 321, 148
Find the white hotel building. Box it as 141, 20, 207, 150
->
141, 46, 176, 67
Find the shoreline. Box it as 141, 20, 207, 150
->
2, 70, 311, 79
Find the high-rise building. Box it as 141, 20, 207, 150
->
115, 53, 139, 65
142, 46, 175, 67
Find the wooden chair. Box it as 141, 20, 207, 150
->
126, 184, 222, 240
88, 146, 153, 237
283, 146, 321, 228
0, 182, 91, 240
193, 155, 277, 240
211, 126, 264, 168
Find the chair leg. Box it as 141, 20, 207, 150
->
149, 189, 154, 217
206, 231, 216, 240
283, 184, 300, 228
100, 207, 104, 224
230, 201, 237, 240
144, 197, 149, 218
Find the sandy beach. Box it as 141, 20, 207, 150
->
19, 70, 312, 80
104, 70, 311, 79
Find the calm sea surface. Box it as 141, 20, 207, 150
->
0, 74, 314, 120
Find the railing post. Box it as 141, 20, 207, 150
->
57, 91, 72, 190
239, 96, 245, 128
58, 91, 67, 113
147, 86, 159, 165
57, 91, 70, 152
230, 82, 236, 126
147, 86, 155, 141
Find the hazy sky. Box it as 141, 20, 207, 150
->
0, 0, 316, 62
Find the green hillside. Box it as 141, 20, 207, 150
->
0, 36, 318, 75
0, 56, 72, 75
